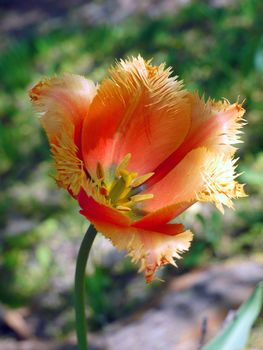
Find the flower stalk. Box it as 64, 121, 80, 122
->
74, 224, 97, 350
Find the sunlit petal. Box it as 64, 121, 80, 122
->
146, 94, 245, 187
188, 93, 246, 154
29, 74, 96, 194
82, 56, 191, 177
29, 74, 96, 147
140, 147, 207, 212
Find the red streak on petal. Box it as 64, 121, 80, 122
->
135, 201, 194, 228
77, 188, 131, 227
147, 223, 185, 236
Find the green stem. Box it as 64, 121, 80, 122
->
74, 224, 97, 350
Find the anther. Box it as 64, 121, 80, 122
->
120, 169, 138, 187
96, 162, 105, 180
131, 172, 154, 187
116, 205, 132, 212
116, 153, 131, 176
130, 193, 154, 202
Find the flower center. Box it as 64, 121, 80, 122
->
93, 154, 154, 213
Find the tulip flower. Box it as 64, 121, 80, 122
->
30, 56, 247, 349
30, 56, 246, 283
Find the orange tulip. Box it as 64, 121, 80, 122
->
29, 56, 246, 282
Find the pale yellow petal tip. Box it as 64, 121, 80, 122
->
196, 150, 248, 213
190, 93, 247, 152
208, 95, 246, 113
106, 55, 187, 114
143, 230, 194, 283
29, 74, 96, 106
29, 78, 50, 102
95, 223, 194, 284
51, 133, 85, 196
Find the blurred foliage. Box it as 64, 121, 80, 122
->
0, 0, 263, 334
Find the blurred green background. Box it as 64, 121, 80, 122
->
0, 0, 263, 348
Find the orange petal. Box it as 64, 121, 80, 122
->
188, 93, 246, 153
78, 186, 193, 283
140, 147, 207, 213
140, 147, 246, 221
146, 94, 245, 187
82, 56, 191, 177
29, 74, 96, 148
29, 74, 96, 195
91, 219, 193, 283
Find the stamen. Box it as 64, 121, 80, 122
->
131, 194, 154, 202
96, 162, 105, 180
116, 205, 132, 212
131, 172, 154, 187
116, 153, 131, 176
119, 169, 138, 187
90, 153, 154, 215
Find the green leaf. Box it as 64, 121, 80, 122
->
202, 282, 263, 350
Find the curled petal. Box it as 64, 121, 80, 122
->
90, 219, 193, 283
82, 56, 191, 176
29, 74, 96, 147
29, 74, 96, 195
